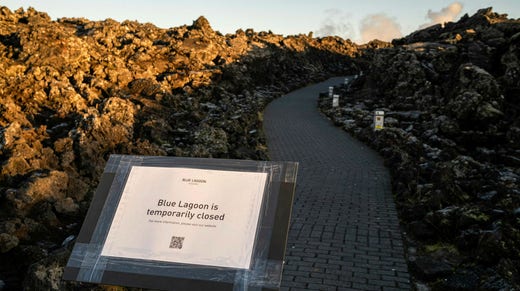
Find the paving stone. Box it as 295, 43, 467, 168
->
307, 283, 337, 290
281, 281, 308, 289
294, 277, 323, 284
352, 282, 382, 290
264, 77, 411, 290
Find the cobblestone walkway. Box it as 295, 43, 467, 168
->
263, 77, 411, 290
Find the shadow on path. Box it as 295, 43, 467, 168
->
263, 77, 411, 290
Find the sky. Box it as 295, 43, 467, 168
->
2, 0, 520, 43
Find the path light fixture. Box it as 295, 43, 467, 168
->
374, 111, 384, 130
332, 94, 339, 108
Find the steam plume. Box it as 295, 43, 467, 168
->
360, 14, 402, 43
420, 2, 463, 29
315, 9, 354, 39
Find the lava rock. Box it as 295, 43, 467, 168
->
0, 5, 358, 289
319, 6, 520, 290
0, 233, 19, 253
432, 269, 479, 291
409, 256, 453, 281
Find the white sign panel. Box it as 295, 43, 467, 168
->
332, 94, 339, 108
374, 111, 384, 130
101, 166, 268, 269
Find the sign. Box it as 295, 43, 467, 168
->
63, 155, 298, 291
374, 111, 384, 130
101, 166, 267, 269
332, 94, 339, 108
328, 86, 333, 97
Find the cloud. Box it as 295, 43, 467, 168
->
420, 2, 463, 29
315, 9, 354, 39
360, 14, 402, 43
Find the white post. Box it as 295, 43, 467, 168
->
374, 111, 384, 130
332, 94, 339, 108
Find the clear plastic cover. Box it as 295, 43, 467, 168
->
64, 155, 298, 290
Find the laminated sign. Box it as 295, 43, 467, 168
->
63, 155, 298, 291
101, 166, 266, 269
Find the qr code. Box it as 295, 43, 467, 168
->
169, 236, 184, 249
